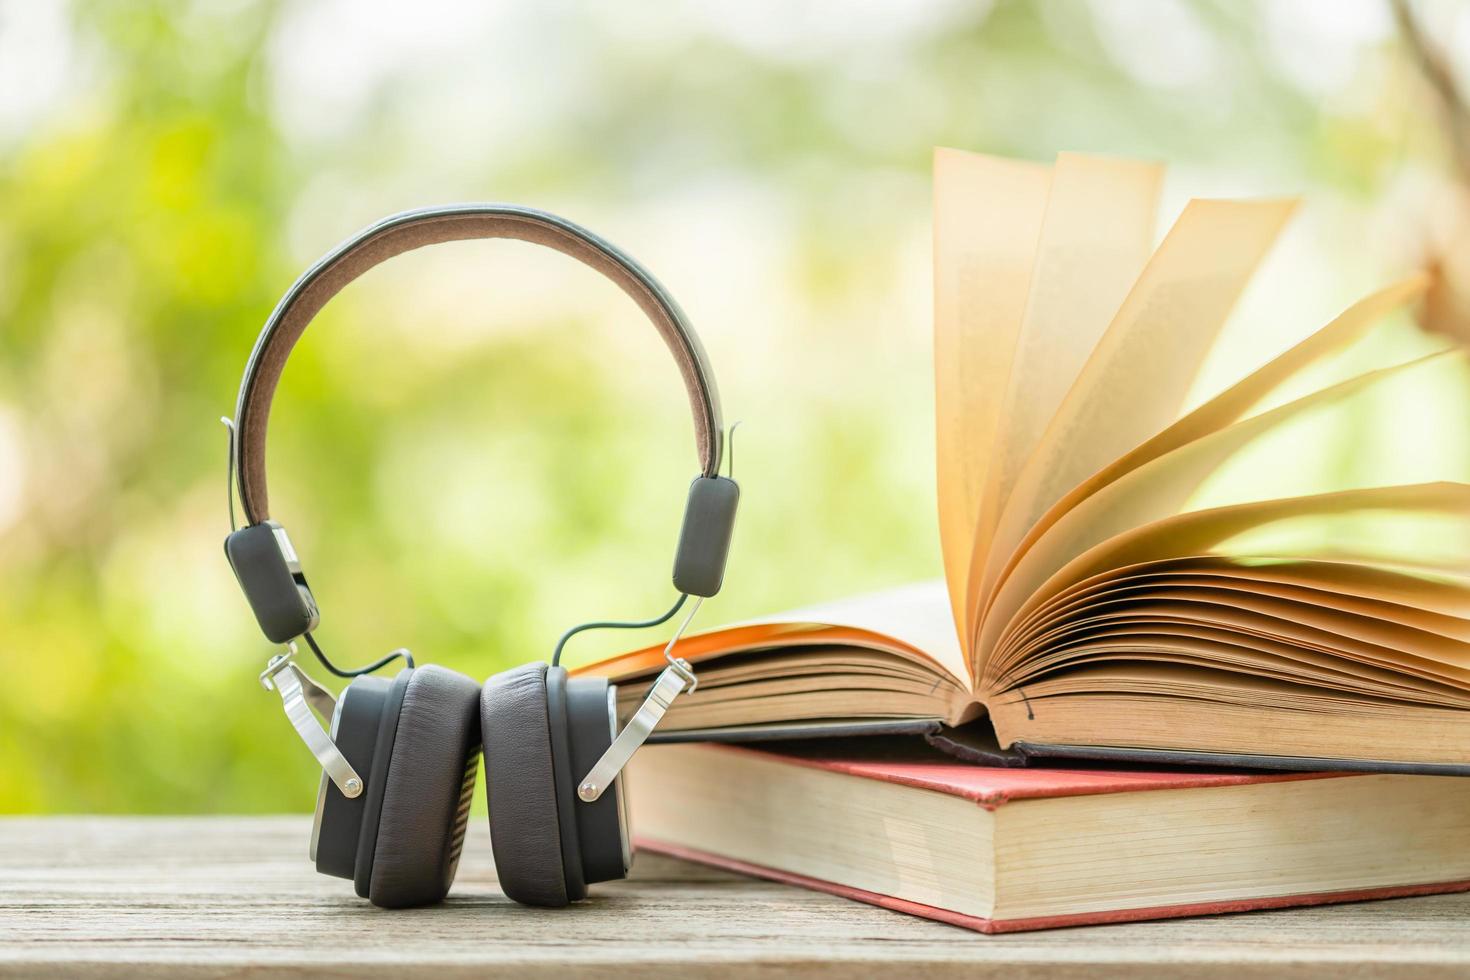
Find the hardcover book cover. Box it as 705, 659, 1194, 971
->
629, 742, 1470, 932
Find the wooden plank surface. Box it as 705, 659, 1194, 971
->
2, 817, 1470, 978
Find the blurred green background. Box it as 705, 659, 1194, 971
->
2, 0, 1467, 812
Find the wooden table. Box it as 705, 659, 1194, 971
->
3, 817, 1470, 977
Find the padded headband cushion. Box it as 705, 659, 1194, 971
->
481, 662, 570, 907
368, 665, 481, 909
233, 205, 723, 524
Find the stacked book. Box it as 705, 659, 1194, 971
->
586, 149, 1470, 931
630, 740, 1470, 932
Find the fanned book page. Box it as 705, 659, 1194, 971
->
581, 149, 1470, 772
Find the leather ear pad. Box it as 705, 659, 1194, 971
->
481, 662, 569, 907
368, 665, 481, 908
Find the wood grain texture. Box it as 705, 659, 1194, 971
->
2, 817, 1470, 978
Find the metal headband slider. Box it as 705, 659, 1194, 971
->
576, 662, 690, 803
261, 647, 363, 799
575, 596, 705, 803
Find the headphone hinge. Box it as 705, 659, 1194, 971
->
261, 646, 364, 799
574, 596, 705, 803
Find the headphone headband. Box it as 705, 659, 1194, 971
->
233, 203, 724, 524
232, 209, 739, 883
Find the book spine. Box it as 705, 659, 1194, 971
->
924, 720, 1032, 767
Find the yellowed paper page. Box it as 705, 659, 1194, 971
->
988, 482, 1470, 663
1166, 559, 1470, 618
979, 275, 1431, 628
933, 148, 1051, 653
975, 198, 1299, 628
987, 665, 1470, 763
585, 581, 971, 691
1014, 567, 1470, 656
1005, 620, 1470, 705
976, 350, 1467, 658
1010, 591, 1470, 681
754, 582, 967, 683
1010, 557, 1470, 640
1026, 590, 1470, 680
972, 154, 1163, 571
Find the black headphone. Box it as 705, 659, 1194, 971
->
222, 204, 738, 908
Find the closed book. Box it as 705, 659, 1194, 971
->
628, 740, 1470, 932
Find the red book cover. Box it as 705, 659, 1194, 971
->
634, 744, 1470, 933
737, 746, 1333, 806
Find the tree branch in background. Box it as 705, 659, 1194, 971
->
1393, 0, 1470, 181
1392, 0, 1470, 340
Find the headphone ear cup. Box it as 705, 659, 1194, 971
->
481, 662, 573, 907
365, 665, 481, 908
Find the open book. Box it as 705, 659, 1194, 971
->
585, 149, 1470, 773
